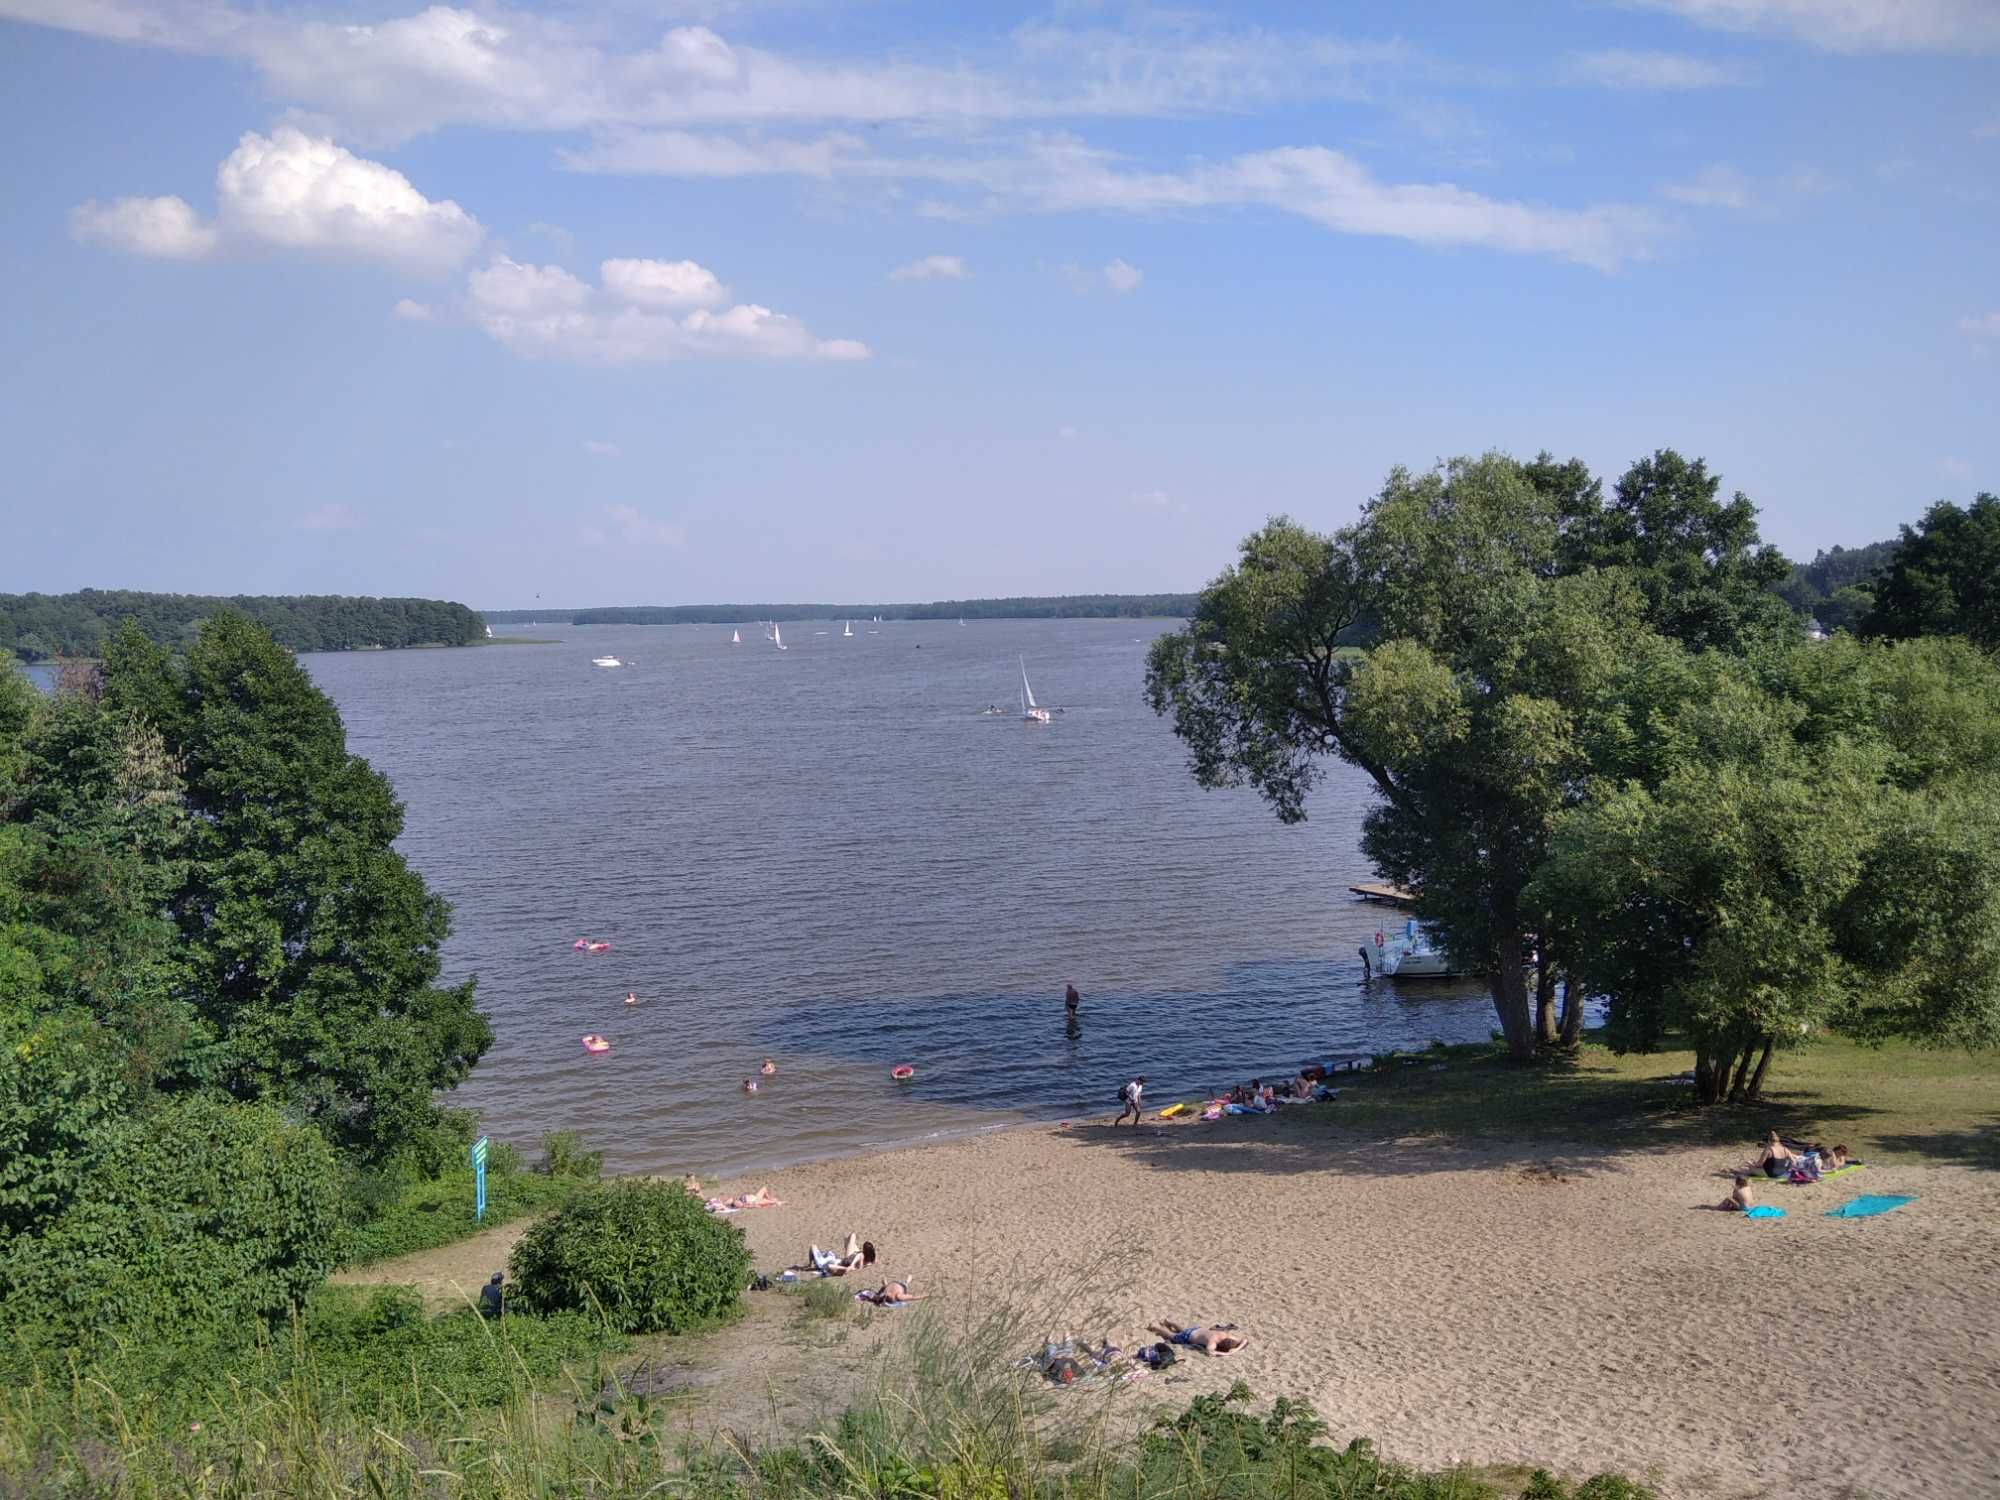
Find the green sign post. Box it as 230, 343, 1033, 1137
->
471, 1135, 489, 1222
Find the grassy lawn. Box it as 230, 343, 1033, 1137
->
1303, 1036, 1999, 1169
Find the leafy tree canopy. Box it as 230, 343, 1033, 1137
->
1862, 494, 2000, 650
0, 589, 485, 663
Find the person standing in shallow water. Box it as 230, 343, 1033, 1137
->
1065, 982, 1081, 1018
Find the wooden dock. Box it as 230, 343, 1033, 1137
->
1348, 881, 1416, 907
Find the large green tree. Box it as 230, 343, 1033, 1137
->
1862, 494, 2000, 650
99, 614, 491, 1160
1532, 635, 2000, 1101
1147, 450, 1811, 1061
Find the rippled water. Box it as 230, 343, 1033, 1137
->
301, 620, 1503, 1175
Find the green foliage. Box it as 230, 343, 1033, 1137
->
0, 589, 485, 662
0, 1093, 340, 1349
539, 1128, 604, 1179
798, 1277, 856, 1322
338, 1160, 581, 1267
99, 612, 493, 1161
1862, 493, 2000, 650
509, 1179, 752, 1334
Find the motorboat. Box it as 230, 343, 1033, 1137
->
591, 655, 622, 668
1373, 919, 1467, 978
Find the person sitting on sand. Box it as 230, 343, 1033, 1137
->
760, 1058, 777, 1075
1147, 1320, 1246, 1355
860, 1280, 924, 1305
1719, 1176, 1756, 1212
682, 1173, 703, 1195
1751, 1131, 1796, 1178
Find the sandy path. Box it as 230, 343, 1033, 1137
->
344, 1114, 2000, 1499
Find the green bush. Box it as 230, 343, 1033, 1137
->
0, 1093, 340, 1349
539, 1129, 604, 1179
338, 1161, 577, 1267
509, 1179, 751, 1334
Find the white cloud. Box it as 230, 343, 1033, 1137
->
1102, 258, 1143, 294
1659, 163, 1754, 209
601, 256, 728, 309
1633, 0, 2000, 54
1658, 163, 1835, 214
461, 255, 867, 364
1960, 311, 2000, 339
565, 129, 869, 177
594, 504, 686, 548
72, 128, 482, 272
583, 439, 620, 456
70, 194, 220, 259
1566, 48, 1754, 88
296, 503, 360, 531
889, 254, 969, 282
392, 297, 436, 321
0, 3, 1415, 143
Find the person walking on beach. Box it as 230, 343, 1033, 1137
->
1116, 1075, 1146, 1126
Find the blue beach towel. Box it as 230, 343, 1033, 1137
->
1825, 1194, 1914, 1219
1741, 1204, 1785, 1219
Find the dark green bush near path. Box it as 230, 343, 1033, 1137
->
510, 1179, 752, 1334
338, 1161, 579, 1267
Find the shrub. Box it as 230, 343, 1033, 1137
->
509, 1179, 750, 1334
0, 1093, 340, 1348
337, 1160, 576, 1267
539, 1129, 604, 1180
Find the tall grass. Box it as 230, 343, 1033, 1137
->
0, 1278, 1655, 1499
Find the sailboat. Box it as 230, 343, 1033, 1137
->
774, 623, 787, 651
843, 620, 853, 638
1020, 656, 1051, 724
731, 628, 741, 644
958, 617, 966, 627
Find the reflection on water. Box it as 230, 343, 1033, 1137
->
295, 619, 1507, 1175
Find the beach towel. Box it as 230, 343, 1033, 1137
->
1741, 1205, 1786, 1219
1826, 1194, 1913, 1219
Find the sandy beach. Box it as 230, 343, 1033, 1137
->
347, 1107, 2000, 1500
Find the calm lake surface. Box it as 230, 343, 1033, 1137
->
303, 620, 1502, 1176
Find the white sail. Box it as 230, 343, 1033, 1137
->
843, 620, 853, 637
1021, 656, 1037, 709
774, 623, 786, 650
731, 629, 741, 644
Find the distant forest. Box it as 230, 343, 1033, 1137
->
484, 593, 1202, 625
1, 590, 485, 662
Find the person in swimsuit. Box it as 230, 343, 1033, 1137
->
681, 1173, 703, 1195
861, 1280, 924, 1304
760, 1058, 777, 1075
742, 1078, 758, 1093
1751, 1132, 1795, 1178
1147, 1320, 1246, 1355
1719, 1176, 1755, 1211
1065, 983, 1081, 1017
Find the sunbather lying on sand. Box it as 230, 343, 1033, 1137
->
793, 1235, 875, 1276
708, 1186, 782, 1212
1147, 1320, 1246, 1354
860, 1280, 924, 1305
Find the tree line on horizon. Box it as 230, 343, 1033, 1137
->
483, 592, 1206, 626
0, 589, 485, 662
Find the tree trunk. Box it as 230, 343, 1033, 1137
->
1743, 1035, 1777, 1101
1557, 970, 1584, 1046
1490, 943, 1536, 1062
1693, 1046, 1727, 1105
1726, 1042, 1751, 1103
1534, 942, 1558, 1046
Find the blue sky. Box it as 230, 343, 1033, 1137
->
1, 1, 1995, 607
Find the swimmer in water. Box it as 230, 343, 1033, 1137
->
624, 992, 640, 1005
742, 1078, 758, 1093
760, 1058, 777, 1075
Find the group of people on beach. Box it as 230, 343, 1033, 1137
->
1033, 1321, 1248, 1384
782, 1231, 924, 1306
1717, 1132, 1855, 1210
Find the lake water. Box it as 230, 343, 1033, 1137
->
297, 620, 1502, 1176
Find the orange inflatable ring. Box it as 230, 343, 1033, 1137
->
891, 1065, 915, 1080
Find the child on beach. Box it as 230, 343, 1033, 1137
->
1719, 1176, 1756, 1212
